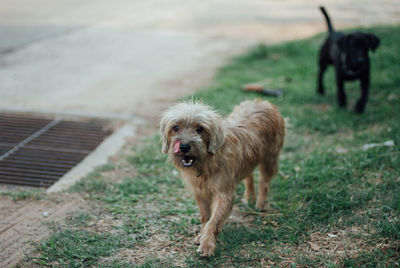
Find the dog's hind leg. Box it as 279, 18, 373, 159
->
317, 59, 328, 95
241, 174, 255, 205
256, 159, 278, 211
317, 44, 330, 95
336, 73, 347, 108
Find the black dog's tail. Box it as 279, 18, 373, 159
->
320, 6, 334, 33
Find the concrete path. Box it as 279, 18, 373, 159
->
1, 0, 399, 120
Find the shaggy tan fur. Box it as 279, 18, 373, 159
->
160, 99, 285, 256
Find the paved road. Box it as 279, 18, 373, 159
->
1, 0, 399, 119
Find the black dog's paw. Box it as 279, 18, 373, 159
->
338, 100, 346, 108
338, 95, 347, 108
355, 102, 366, 114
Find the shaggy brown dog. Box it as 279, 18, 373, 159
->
160, 99, 285, 256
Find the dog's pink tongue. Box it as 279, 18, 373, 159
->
173, 140, 181, 154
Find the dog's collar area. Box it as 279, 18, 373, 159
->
341, 52, 364, 77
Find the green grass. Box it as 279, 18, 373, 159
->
21, 24, 400, 267
32, 229, 135, 267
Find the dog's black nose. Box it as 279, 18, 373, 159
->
180, 143, 191, 154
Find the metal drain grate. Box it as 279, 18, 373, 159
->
0, 113, 113, 187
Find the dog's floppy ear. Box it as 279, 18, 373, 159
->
160, 118, 170, 154
366, 34, 380, 52
208, 119, 225, 155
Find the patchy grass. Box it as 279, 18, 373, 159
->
0, 188, 44, 201
20, 24, 400, 267
31, 229, 135, 267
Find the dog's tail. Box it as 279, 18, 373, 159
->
320, 6, 334, 34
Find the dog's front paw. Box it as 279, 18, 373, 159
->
193, 234, 201, 245
355, 101, 366, 114
338, 97, 347, 108
255, 202, 268, 212
241, 194, 255, 206
197, 236, 216, 257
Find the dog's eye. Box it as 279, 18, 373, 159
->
172, 125, 179, 132
196, 126, 204, 134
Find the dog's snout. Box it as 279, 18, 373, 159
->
180, 143, 191, 153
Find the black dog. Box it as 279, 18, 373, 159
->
317, 6, 380, 113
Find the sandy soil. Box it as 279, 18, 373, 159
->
1, 0, 400, 266
0, 194, 89, 266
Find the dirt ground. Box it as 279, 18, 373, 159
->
1, 1, 400, 266
0, 194, 88, 265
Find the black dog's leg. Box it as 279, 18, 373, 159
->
336, 73, 346, 108
317, 62, 328, 95
355, 74, 369, 113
